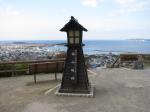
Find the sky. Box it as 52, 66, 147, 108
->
0, 0, 150, 40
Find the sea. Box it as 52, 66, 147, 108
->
0, 40, 150, 55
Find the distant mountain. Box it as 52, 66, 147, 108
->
128, 39, 150, 41
13, 42, 26, 44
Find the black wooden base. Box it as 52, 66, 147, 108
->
55, 85, 94, 97
60, 46, 90, 94
58, 83, 91, 94
58, 88, 90, 94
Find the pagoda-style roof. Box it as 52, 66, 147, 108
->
60, 16, 88, 32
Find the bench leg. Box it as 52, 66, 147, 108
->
55, 72, 57, 81
12, 71, 15, 77
34, 73, 36, 83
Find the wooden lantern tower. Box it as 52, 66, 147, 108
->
59, 16, 90, 94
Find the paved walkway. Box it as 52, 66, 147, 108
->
0, 69, 150, 112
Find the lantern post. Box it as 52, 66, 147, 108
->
58, 16, 91, 94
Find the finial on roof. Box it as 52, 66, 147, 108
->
71, 16, 75, 20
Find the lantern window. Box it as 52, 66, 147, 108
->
69, 30, 74, 37
75, 31, 79, 37
69, 38, 74, 44
75, 38, 79, 44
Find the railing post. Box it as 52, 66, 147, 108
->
11, 64, 15, 77
55, 62, 58, 81
34, 64, 37, 84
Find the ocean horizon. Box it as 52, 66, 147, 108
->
0, 40, 150, 54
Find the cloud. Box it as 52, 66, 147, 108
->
80, 0, 101, 7
116, 0, 145, 7
116, 0, 148, 10
82, 17, 150, 40
110, 0, 150, 16
0, 5, 63, 40
84, 18, 137, 31
0, 0, 149, 40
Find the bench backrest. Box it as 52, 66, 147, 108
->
29, 61, 64, 74
120, 54, 142, 62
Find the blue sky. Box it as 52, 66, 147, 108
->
0, 0, 150, 40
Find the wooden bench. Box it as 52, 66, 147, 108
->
119, 54, 144, 69
110, 54, 144, 69
29, 61, 64, 83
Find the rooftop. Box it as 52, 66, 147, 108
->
60, 16, 88, 32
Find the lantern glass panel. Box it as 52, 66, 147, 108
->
69, 38, 74, 44
69, 30, 74, 37
75, 31, 79, 37
75, 38, 79, 44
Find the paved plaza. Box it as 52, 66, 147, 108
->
0, 68, 150, 112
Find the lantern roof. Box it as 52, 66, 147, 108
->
60, 16, 88, 32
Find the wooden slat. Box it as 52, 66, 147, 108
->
0, 58, 65, 64
0, 69, 28, 73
